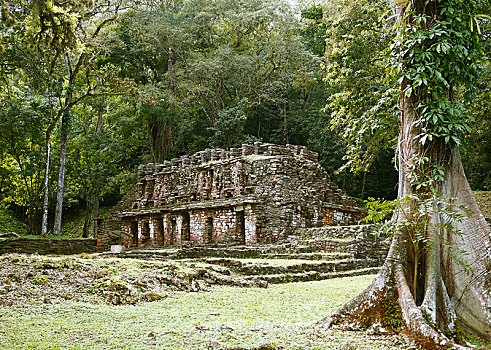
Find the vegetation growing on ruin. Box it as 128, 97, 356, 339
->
0, 0, 489, 348
0, 0, 488, 236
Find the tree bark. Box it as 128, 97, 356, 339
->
321, 1, 490, 347
40, 130, 52, 236
82, 104, 104, 238
53, 53, 73, 236
27, 204, 37, 235
320, 70, 491, 350
91, 196, 100, 239
53, 111, 69, 236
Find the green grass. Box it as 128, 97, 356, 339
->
0, 275, 411, 350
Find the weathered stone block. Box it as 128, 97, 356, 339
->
100, 143, 361, 250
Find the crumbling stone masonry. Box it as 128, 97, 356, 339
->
99, 143, 360, 250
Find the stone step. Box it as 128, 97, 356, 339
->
260, 252, 352, 261
204, 257, 381, 276
244, 267, 381, 284
295, 238, 355, 253
107, 244, 314, 260
295, 224, 376, 240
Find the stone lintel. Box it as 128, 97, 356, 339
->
120, 196, 257, 218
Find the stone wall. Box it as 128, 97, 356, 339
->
101, 143, 361, 250
295, 224, 389, 262
0, 238, 97, 255
120, 201, 258, 248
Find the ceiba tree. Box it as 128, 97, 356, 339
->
321, 0, 490, 349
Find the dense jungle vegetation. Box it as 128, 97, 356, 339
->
0, 0, 489, 236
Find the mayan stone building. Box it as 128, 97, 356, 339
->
99, 143, 360, 249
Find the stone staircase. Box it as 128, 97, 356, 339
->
105, 224, 390, 285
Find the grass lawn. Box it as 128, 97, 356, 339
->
0, 275, 412, 350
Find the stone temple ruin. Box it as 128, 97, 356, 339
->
98, 143, 361, 250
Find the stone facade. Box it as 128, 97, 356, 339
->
101, 143, 360, 250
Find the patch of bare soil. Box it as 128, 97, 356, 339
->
0, 254, 255, 306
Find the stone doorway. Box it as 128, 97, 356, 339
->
236, 211, 245, 245
156, 218, 164, 246
205, 217, 213, 244
131, 221, 138, 246
169, 217, 176, 245
142, 222, 150, 244
182, 212, 190, 241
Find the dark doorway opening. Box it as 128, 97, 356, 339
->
205, 217, 213, 244
142, 222, 150, 244
182, 213, 190, 241
131, 221, 138, 246
236, 211, 245, 245
169, 217, 176, 245
156, 218, 164, 246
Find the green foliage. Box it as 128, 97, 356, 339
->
389, 0, 485, 148
323, 0, 399, 172
444, 319, 467, 344
1, 0, 487, 232
0, 92, 48, 231
382, 295, 403, 331
461, 12, 491, 190
0, 208, 27, 235
364, 197, 397, 224
207, 98, 250, 148
301, 5, 327, 56
32, 275, 49, 285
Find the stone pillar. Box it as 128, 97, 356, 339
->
175, 215, 183, 245
244, 204, 257, 244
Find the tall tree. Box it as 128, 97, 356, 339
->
2, 0, 126, 235
321, 0, 490, 348
0, 94, 48, 234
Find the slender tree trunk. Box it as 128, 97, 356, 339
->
82, 105, 104, 238
53, 54, 73, 236
82, 198, 93, 238
40, 130, 52, 236
91, 195, 100, 239
168, 46, 176, 97
27, 204, 37, 235
360, 170, 367, 200
92, 105, 103, 234
53, 112, 69, 236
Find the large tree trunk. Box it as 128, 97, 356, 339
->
320, 82, 491, 350
321, 1, 490, 348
